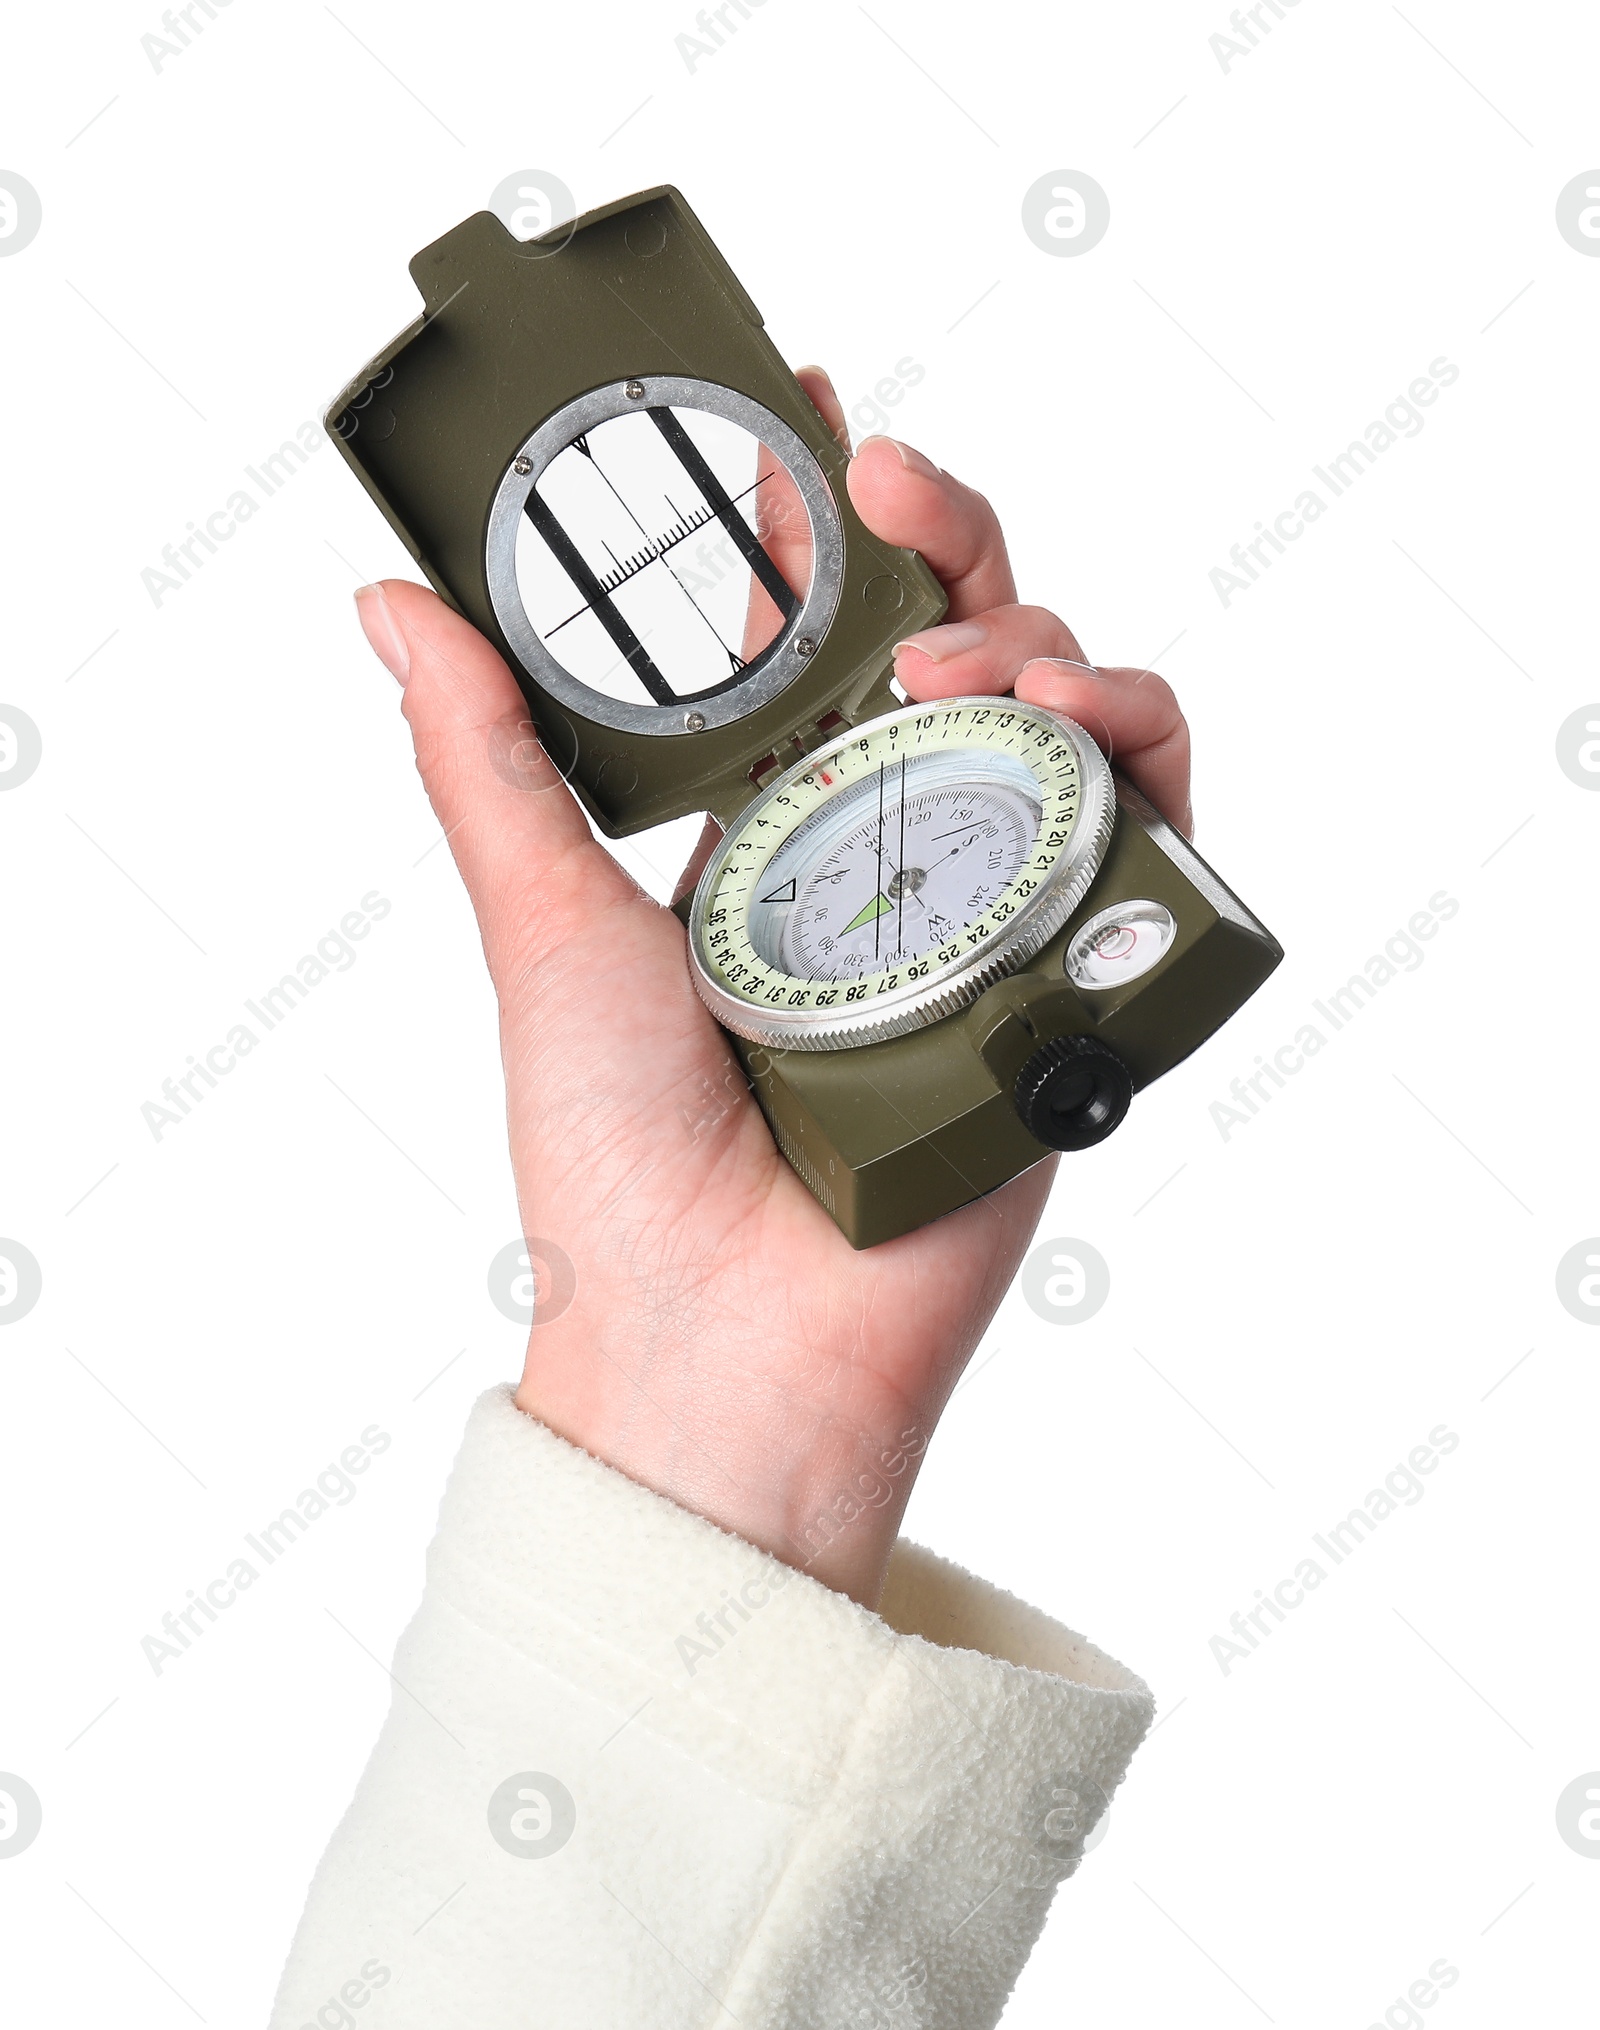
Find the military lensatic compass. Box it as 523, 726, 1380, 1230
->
328, 186, 1282, 1248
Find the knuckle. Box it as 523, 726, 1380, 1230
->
1123, 664, 1182, 714
965, 484, 1001, 532
1015, 603, 1078, 644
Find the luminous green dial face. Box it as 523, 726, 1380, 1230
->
689, 698, 1115, 1050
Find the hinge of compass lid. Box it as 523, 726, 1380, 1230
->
711, 656, 905, 826
742, 710, 849, 794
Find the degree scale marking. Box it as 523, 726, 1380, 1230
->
710, 718, 1072, 986
701, 705, 1087, 1013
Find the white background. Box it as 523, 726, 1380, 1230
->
2, 0, 1597, 2023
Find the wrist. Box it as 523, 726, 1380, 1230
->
514, 1339, 928, 1609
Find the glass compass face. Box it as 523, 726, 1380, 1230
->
689, 697, 1116, 1049
485, 375, 844, 738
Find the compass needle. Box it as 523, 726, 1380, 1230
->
841, 892, 894, 936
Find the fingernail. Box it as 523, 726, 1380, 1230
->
355, 584, 410, 686
858, 433, 941, 481
1029, 656, 1101, 678
894, 620, 989, 664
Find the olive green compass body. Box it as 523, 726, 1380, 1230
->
327, 185, 1282, 1247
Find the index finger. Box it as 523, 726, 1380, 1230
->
845, 435, 1018, 619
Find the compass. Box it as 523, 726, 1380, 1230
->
326, 185, 1283, 1247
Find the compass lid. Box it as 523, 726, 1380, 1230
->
326, 186, 946, 837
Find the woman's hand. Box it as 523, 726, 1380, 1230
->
354, 366, 1191, 1608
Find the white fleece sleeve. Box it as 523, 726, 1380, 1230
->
269, 1388, 1152, 2030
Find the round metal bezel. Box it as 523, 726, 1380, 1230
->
484, 375, 844, 738
687, 697, 1117, 1051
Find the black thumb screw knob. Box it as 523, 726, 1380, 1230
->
1014, 1034, 1133, 1152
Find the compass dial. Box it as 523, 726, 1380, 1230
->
689, 698, 1115, 1050
757, 758, 1042, 979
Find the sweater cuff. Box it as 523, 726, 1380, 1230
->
270, 1386, 1153, 2030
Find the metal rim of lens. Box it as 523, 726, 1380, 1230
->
687, 696, 1116, 1051
485, 376, 844, 738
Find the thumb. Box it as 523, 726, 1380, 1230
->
354, 579, 642, 984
